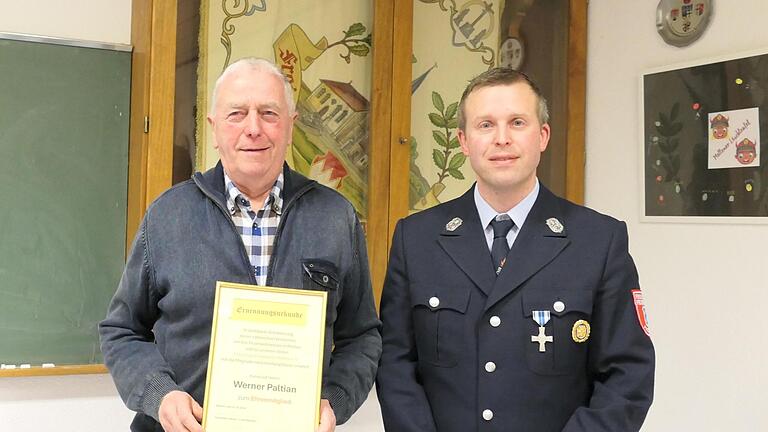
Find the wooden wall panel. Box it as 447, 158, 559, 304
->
566, 0, 587, 204
369, 0, 396, 307
389, 0, 414, 234
126, 0, 177, 251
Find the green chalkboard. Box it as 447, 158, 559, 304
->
0, 36, 131, 368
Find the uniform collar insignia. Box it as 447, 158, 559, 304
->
445, 217, 463, 232
546, 217, 564, 234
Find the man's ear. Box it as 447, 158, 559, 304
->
458, 128, 470, 156
207, 115, 219, 149
539, 123, 551, 153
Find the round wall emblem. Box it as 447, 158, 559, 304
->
656, 0, 713, 47
499, 37, 524, 69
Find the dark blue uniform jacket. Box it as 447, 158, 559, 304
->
377, 185, 654, 432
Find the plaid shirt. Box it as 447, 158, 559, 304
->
225, 172, 283, 285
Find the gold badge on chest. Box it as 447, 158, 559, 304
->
571, 319, 590, 343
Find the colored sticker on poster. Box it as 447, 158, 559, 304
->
708, 107, 760, 169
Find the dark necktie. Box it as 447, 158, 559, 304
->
490, 217, 515, 275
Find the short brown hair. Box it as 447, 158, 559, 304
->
457, 67, 549, 130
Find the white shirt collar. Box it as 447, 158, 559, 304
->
474, 179, 540, 231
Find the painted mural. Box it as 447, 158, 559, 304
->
409, 0, 504, 212
198, 0, 373, 218
410, 0, 564, 212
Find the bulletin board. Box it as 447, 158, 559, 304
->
642, 50, 768, 221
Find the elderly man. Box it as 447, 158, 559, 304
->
100, 57, 381, 432
377, 68, 655, 431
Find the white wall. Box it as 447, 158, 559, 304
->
0, 0, 131, 45
586, 2, 768, 430
0, 2, 136, 431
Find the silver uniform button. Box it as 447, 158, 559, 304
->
482, 409, 494, 421
485, 361, 496, 373
553, 301, 565, 313
489, 315, 501, 327
429, 296, 440, 308
322, 275, 329, 283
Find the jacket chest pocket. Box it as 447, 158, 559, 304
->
522, 291, 592, 375
410, 284, 471, 368
302, 259, 340, 325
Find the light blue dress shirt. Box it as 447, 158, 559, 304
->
474, 179, 540, 251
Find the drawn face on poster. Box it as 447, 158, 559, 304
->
735, 139, 757, 164
707, 108, 760, 170
710, 113, 728, 139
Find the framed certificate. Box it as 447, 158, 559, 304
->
202, 281, 328, 431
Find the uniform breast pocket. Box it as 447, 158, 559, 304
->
301, 259, 340, 325
522, 291, 593, 375
410, 284, 470, 368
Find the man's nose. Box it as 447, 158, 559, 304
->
495, 125, 511, 146
245, 112, 261, 138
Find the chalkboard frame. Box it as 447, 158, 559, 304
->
0, 32, 132, 377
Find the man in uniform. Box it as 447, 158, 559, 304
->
376, 68, 654, 431
100, 58, 381, 432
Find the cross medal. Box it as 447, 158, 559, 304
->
531, 310, 553, 352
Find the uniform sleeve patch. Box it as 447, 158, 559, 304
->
631, 289, 651, 337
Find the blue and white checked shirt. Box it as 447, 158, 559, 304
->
225, 172, 283, 285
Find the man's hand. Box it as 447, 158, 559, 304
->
158, 390, 203, 432
317, 399, 336, 432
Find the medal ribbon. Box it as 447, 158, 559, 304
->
532, 310, 551, 327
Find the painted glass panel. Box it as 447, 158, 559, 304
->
410, 0, 570, 212
199, 0, 373, 219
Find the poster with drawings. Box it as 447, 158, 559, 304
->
707, 107, 760, 169
642, 51, 768, 219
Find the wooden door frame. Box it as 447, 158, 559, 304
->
126, 0, 177, 251
368, 0, 413, 307
565, 0, 587, 205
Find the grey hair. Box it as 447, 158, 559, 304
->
209, 57, 296, 114
457, 67, 549, 131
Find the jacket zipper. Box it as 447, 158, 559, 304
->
265, 182, 315, 284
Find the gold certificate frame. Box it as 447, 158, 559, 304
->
202, 281, 327, 432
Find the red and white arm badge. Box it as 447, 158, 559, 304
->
631, 289, 651, 337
